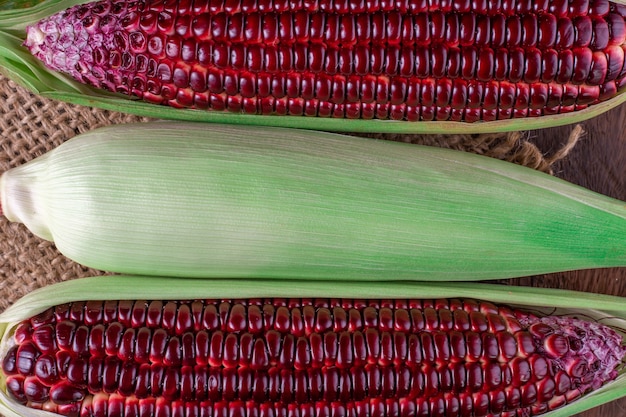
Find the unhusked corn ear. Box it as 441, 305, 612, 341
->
2, 297, 624, 417
22, 0, 626, 122
4, 122, 626, 281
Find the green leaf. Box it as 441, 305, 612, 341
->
4, 123, 626, 281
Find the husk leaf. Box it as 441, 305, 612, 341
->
4, 122, 626, 281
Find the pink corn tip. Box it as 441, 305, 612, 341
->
24, 19, 88, 82
526, 315, 626, 389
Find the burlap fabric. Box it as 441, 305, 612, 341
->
0, 73, 583, 312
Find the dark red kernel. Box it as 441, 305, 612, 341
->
24, 0, 626, 122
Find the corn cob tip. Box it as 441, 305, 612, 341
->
0, 169, 52, 241
23, 26, 45, 57
23, 16, 83, 80
523, 315, 626, 389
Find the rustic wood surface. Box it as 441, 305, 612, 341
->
500, 102, 626, 417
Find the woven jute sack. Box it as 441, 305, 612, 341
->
0, 73, 583, 312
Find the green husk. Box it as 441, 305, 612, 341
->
0, 276, 625, 417
1, 0, 626, 133
2, 121, 626, 280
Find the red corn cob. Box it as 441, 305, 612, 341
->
2, 298, 625, 417
23, 0, 626, 121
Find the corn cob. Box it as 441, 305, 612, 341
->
3, 122, 626, 281
19, 0, 626, 122
0, 277, 625, 417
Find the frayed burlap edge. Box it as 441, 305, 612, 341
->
360, 124, 583, 175
0, 73, 582, 311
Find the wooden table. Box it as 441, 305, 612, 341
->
500, 103, 626, 417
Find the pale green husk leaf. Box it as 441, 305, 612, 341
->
0, 276, 625, 417
1, 0, 626, 133
3, 122, 626, 281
